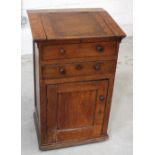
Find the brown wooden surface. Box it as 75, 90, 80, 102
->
42, 60, 116, 79
41, 41, 117, 61
27, 13, 46, 40
27, 8, 126, 42
46, 80, 108, 143
34, 111, 109, 151
28, 8, 126, 150
46, 85, 57, 143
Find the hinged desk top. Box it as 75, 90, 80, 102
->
27, 8, 126, 42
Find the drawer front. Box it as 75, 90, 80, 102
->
42, 60, 116, 79
42, 42, 117, 61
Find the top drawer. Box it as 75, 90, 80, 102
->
41, 41, 117, 61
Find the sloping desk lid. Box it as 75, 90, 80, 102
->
27, 8, 126, 42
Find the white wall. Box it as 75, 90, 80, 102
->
21, 0, 132, 55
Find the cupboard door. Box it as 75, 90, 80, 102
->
46, 80, 109, 144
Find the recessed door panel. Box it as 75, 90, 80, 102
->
57, 90, 97, 129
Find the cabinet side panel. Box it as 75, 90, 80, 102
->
34, 43, 47, 145
102, 41, 120, 134
37, 44, 48, 145
34, 43, 40, 123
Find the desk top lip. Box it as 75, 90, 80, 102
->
27, 8, 105, 13
27, 8, 126, 42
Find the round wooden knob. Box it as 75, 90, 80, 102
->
94, 63, 101, 71
96, 45, 104, 52
59, 67, 66, 74
99, 95, 105, 102
59, 48, 65, 54
76, 64, 82, 70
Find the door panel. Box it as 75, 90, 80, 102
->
46, 80, 109, 144
57, 90, 97, 129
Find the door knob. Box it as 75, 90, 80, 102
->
59, 48, 65, 54
76, 64, 82, 70
59, 67, 66, 74
94, 63, 101, 71
96, 45, 104, 52
99, 95, 105, 102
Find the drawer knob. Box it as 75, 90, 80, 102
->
94, 63, 101, 71
59, 67, 66, 74
59, 48, 65, 54
99, 95, 105, 102
76, 64, 82, 70
96, 45, 104, 52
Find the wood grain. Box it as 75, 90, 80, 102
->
41, 41, 117, 61
27, 12, 46, 40
27, 8, 126, 41
102, 11, 126, 38
28, 8, 126, 150
42, 60, 116, 79
46, 85, 57, 143
48, 80, 109, 143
